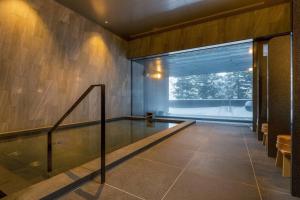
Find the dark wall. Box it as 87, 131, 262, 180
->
268, 35, 291, 157
255, 41, 268, 140
253, 42, 258, 132
292, 0, 300, 197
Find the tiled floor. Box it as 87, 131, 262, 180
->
59, 122, 299, 200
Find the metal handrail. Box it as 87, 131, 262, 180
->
47, 84, 106, 184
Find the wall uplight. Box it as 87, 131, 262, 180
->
150, 73, 162, 80
145, 59, 165, 80
145, 72, 163, 80
156, 65, 162, 72
248, 47, 253, 54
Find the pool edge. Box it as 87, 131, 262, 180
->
4, 119, 195, 200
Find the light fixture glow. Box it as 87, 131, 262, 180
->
155, 59, 162, 65
156, 65, 162, 72
152, 73, 162, 79
147, 73, 162, 80
155, 59, 163, 72
248, 47, 253, 54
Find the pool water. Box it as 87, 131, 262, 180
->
0, 119, 177, 195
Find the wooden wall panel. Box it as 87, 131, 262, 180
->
128, 3, 291, 59
268, 35, 291, 157
0, 0, 131, 133
292, 0, 300, 197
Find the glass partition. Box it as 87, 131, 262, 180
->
132, 41, 253, 121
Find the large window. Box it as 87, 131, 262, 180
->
132, 41, 253, 122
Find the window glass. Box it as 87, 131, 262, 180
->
132, 41, 253, 121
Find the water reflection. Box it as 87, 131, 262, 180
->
0, 119, 177, 195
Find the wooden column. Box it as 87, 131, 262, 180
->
268, 35, 291, 157
292, 0, 300, 196
255, 41, 269, 140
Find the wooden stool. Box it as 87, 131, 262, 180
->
261, 123, 268, 146
282, 151, 291, 177
275, 135, 291, 177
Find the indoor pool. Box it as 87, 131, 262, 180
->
0, 119, 178, 195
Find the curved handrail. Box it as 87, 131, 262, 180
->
47, 84, 106, 184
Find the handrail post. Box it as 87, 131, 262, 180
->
47, 131, 52, 173
100, 84, 106, 184
45, 84, 105, 180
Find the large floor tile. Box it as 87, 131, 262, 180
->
261, 189, 300, 200
186, 152, 256, 185
244, 130, 292, 194
196, 137, 250, 160
59, 192, 85, 200
59, 182, 140, 200
105, 157, 181, 200
164, 171, 260, 200
246, 146, 271, 164
160, 126, 210, 151
138, 140, 195, 168
204, 142, 249, 160
161, 134, 208, 152
253, 162, 291, 193
244, 135, 270, 163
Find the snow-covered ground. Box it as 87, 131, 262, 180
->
168, 106, 252, 120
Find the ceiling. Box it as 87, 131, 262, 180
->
135, 41, 253, 77
56, 0, 286, 40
